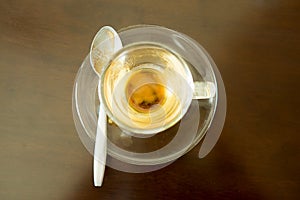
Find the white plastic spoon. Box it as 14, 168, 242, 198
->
89, 26, 122, 186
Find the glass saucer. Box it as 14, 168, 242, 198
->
72, 25, 219, 171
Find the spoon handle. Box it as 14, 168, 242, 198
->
93, 104, 107, 186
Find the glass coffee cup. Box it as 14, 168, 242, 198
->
99, 42, 215, 137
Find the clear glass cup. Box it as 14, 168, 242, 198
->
100, 42, 197, 137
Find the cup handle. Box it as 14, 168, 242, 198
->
192, 81, 216, 100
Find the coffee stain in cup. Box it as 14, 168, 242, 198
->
126, 70, 166, 113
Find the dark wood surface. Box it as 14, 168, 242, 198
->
1, 0, 299, 199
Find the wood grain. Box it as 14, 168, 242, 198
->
0, 0, 299, 199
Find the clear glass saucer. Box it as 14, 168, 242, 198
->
72, 25, 218, 169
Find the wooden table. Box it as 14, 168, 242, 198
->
1, 0, 299, 199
